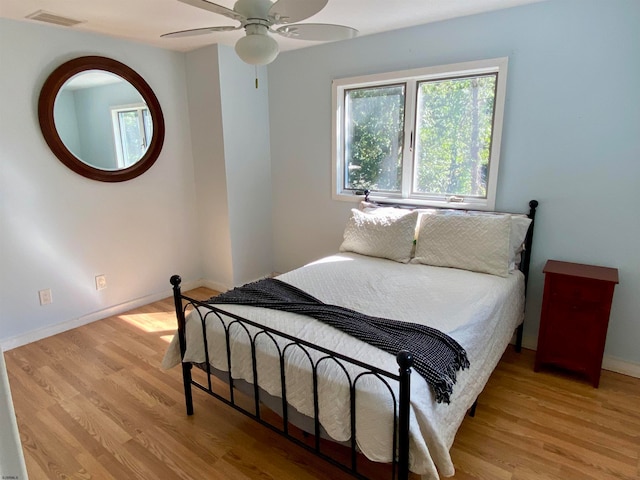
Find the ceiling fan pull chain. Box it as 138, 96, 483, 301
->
255, 65, 259, 89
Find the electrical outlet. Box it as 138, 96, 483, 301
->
95, 274, 107, 291
39, 289, 52, 306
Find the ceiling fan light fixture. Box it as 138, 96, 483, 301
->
235, 31, 279, 65
166, 0, 357, 65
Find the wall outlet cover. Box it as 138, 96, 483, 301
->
38, 289, 52, 305
95, 275, 107, 290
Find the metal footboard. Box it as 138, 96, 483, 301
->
171, 275, 413, 480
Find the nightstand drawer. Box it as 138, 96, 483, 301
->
549, 297, 601, 316
549, 276, 606, 304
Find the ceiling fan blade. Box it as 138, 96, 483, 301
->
269, 0, 328, 24
178, 0, 245, 23
275, 23, 358, 42
161, 25, 240, 38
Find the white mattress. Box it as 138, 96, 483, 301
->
163, 253, 524, 479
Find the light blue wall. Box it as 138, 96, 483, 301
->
267, 0, 640, 364
53, 89, 82, 157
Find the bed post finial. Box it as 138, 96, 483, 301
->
397, 350, 413, 480
170, 274, 182, 287
397, 350, 413, 371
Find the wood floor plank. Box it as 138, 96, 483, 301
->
133, 424, 239, 480
450, 447, 513, 480
37, 364, 84, 400
50, 400, 145, 480
22, 453, 54, 480
510, 464, 566, 480
465, 393, 638, 480
75, 452, 120, 480
15, 411, 86, 478
6, 369, 51, 418
5, 288, 640, 480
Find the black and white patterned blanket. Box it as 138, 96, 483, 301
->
209, 278, 469, 403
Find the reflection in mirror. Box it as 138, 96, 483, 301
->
54, 70, 153, 171
38, 56, 164, 182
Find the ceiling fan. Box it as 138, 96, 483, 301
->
162, 0, 358, 65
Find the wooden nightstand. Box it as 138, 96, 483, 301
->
535, 260, 619, 387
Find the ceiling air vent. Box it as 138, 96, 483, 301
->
25, 10, 85, 27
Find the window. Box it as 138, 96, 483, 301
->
111, 104, 152, 168
332, 58, 508, 210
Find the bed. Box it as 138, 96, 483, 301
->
163, 199, 538, 480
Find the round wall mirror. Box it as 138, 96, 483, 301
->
38, 56, 165, 182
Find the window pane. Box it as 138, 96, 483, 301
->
414, 74, 497, 198
344, 85, 405, 192
118, 110, 145, 167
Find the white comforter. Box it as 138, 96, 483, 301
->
163, 253, 524, 479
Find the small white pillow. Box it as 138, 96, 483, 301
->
467, 212, 532, 270
413, 214, 511, 277
340, 209, 419, 263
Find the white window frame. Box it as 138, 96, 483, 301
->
110, 103, 151, 168
331, 57, 508, 210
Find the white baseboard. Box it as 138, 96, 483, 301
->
601, 356, 640, 379
521, 334, 640, 379
1, 279, 202, 351
200, 279, 231, 293
199, 274, 274, 294
200, 273, 277, 294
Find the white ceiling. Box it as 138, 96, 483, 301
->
0, 0, 547, 53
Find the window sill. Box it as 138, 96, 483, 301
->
333, 191, 495, 211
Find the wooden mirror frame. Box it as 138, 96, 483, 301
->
38, 56, 165, 182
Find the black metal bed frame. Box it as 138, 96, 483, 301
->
170, 200, 538, 480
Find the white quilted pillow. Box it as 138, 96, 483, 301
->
413, 214, 511, 277
340, 209, 419, 263
468, 212, 532, 270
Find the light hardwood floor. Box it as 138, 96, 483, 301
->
5, 288, 640, 480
